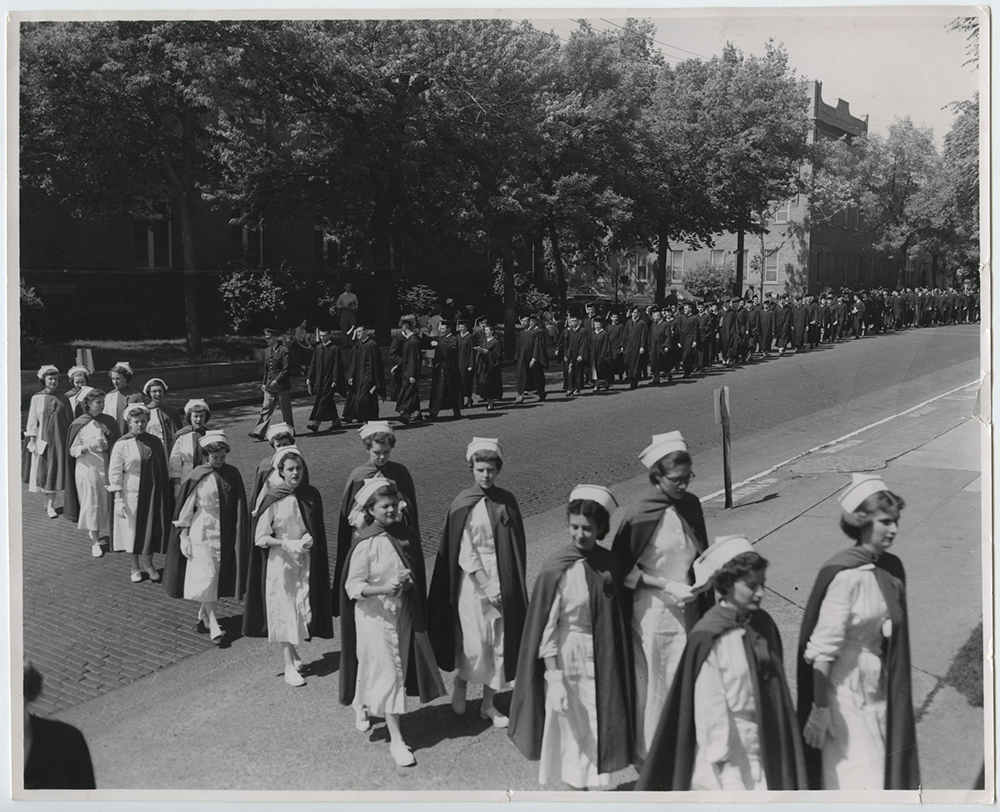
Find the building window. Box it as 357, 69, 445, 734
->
133, 200, 172, 270
231, 209, 264, 270
816, 252, 825, 281
773, 200, 792, 224
711, 249, 725, 269
635, 251, 649, 282
314, 226, 340, 269
849, 208, 860, 231
854, 256, 863, 285
765, 251, 778, 282
668, 250, 684, 282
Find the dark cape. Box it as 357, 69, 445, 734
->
426, 486, 529, 681
395, 333, 423, 414
797, 547, 919, 789
306, 341, 347, 423
332, 460, 419, 617
63, 412, 121, 527
24, 715, 96, 790
346, 337, 385, 423
241, 483, 334, 639
22, 390, 73, 492
115, 431, 172, 556
147, 403, 184, 451
507, 543, 635, 774
106, 386, 145, 434
475, 335, 504, 399
163, 462, 251, 601
338, 521, 446, 705
610, 487, 712, 630
636, 604, 806, 790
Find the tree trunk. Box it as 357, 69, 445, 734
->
546, 214, 568, 315
371, 218, 393, 346
759, 231, 767, 296
533, 232, 545, 286
175, 192, 202, 358
503, 252, 517, 358
735, 228, 745, 297
656, 220, 669, 306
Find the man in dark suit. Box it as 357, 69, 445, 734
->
248, 327, 293, 440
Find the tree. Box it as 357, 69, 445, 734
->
696, 42, 811, 294
20, 21, 263, 357
682, 260, 734, 302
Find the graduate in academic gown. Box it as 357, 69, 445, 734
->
107, 403, 172, 584
428, 320, 463, 419
590, 317, 615, 391
806, 295, 821, 348
332, 422, 420, 617
758, 299, 776, 355
65, 388, 120, 556
65, 365, 93, 417
427, 438, 529, 728
607, 313, 626, 381
508, 486, 634, 789
611, 431, 712, 763
346, 321, 386, 424
798, 474, 919, 790
456, 319, 476, 408
648, 309, 670, 385
775, 296, 793, 354
558, 320, 573, 392
473, 322, 504, 409
565, 317, 591, 395
103, 361, 145, 435
636, 536, 805, 791
791, 296, 809, 350
164, 430, 250, 644
718, 301, 740, 365
735, 301, 752, 362
339, 478, 446, 767
849, 294, 866, 339
514, 314, 548, 402
141, 377, 183, 452
395, 316, 424, 422
169, 399, 212, 498
622, 307, 649, 390
698, 304, 717, 370
678, 303, 701, 377
387, 326, 406, 403
22, 365, 73, 519
242, 447, 334, 685
305, 325, 347, 432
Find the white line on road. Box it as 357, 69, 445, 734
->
699, 377, 981, 504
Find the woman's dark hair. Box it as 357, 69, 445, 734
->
648, 450, 693, 486
186, 406, 211, 425
567, 499, 611, 540
712, 551, 768, 596
362, 432, 396, 450
277, 451, 305, 477
840, 490, 906, 541
111, 364, 133, 382
363, 482, 401, 523
81, 388, 106, 410
203, 441, 229, 454
24, 662, 43, 704
469, 450, 503, 472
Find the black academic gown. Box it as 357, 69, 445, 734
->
475, 336, 504, 399
566, 327, 591, 390
426, 486, 529, 681
346, 337, 385, 423
387, 332, 405, 402
797, 547, 919, 789
307, 341, 347, 424
791, 304, 809, 348
163, 462, 250, 601
776, 304, 793, 348
456, 332, 475, 400
332, 460, 419, 617
636, 604, 806, 790
758, 307, 775, 353
241, 483, 334, 640
395, 333, 423, 415
622, 318, 649, 382
678, 314, 701, 374
718, 310, 740, 362
338, 521, 446, 706
591, 329, 615, 384
428, 334, 463, 417
507, 543, 635, 776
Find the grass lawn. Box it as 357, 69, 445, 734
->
21, 336, 261, 371
945, 621, 984, 708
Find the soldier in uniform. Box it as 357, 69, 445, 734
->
248, 328, 294, 441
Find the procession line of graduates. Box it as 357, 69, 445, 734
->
24, 366, 920, 787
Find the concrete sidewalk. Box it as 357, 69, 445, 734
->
52, 380, 988, 793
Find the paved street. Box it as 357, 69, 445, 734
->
16, 323, 986, 793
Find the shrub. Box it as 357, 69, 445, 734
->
397, 284, 439, 316
218, 264, 301, 335
683, 260, 735, 301
20, 279, 45, 339
490, 265, 554, 315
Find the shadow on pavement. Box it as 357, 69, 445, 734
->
303, 650, 340, 679
401, 699, 495, 751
